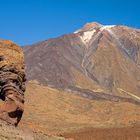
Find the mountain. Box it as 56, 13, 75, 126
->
23, 22, 140, 104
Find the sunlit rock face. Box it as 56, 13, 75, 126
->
24, 22, 140, 104
0, 40, 26, 126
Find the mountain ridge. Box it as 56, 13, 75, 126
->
23, 22, 140, 105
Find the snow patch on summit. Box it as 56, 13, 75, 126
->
80, 29, 96, 45
74, 24, 116, 46
100, 25, 115, 31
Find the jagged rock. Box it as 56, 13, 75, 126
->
0, 40, 26, 126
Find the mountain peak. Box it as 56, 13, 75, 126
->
74, 22, 116, 45
82, 22, 102, 30
75, 22, 102, 33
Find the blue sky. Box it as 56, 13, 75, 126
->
0, 0, 139, 46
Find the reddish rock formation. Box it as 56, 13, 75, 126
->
0, 40, 26, 126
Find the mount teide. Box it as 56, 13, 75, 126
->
23, 22, 140, 104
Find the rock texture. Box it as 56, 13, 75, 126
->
0, 120, 66, 140
0, 40, 26, 126
24, 22, 140, 104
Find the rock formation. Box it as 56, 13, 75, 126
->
0, 40, 26, 126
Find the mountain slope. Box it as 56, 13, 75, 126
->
20, 82, 140, 135
23, 22, 140, 103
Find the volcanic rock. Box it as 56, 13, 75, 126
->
0, 40, 26, 126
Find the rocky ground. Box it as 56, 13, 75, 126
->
0, 81, 140, 140
19, 81, 140, 140
0, 120, 66, 140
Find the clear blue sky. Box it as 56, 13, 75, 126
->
0, 0, 139, 46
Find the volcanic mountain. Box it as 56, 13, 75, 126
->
18, 22, 140, 139
24, 22, 140, 104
